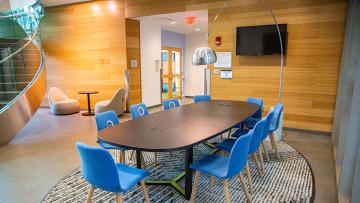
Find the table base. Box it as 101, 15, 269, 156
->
144, 145, 218, 199
82, 111, 95, 116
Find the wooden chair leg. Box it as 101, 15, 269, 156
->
140, 152, 146, 169
86, 185, 94, 203
209, 176, 214, 192
245, 163, 253, 194
258, 150, 265, 175
262, 141, 270, 162
140, 180, 151, 203
154, 152, 158, 165
227, 130, 232, 138
223, 179, 231, 203
190, 171, 201, 203
252, 153, 263, 176
270, 132, 281, 160
116, 194, 123, 203
117, 151, 122, 163
130, 150, 135, 161
120, 151, 126, 163
239, 172, 252, 203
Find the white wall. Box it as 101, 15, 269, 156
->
140, 21, 161, 107
185, 33, 207, 96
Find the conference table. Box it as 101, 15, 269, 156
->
98, 100, 258, 200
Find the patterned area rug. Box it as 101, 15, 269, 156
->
42, 137, 314, 203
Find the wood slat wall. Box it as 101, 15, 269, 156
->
41, 0, 128, 109
125, 18, 142, 105
125, 0, 347, 132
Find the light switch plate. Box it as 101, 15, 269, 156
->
130, 60, 137, 68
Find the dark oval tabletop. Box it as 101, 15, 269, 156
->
98, 100, 258, 152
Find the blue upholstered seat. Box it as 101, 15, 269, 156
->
189, 132, 253, 202
191, 132, 252, 178
130, 103, 157, 165
95, 111, 127, 151
76, 143, 150, 202
163, 98, 180, 110
217, 118, 265, 154
243, 97, 263, 129
194, 95, 212, 103
270, 103, 284, 132
130, 103, 149, 119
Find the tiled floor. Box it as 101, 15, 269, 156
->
0, 100, 337, 203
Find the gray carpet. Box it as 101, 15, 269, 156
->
42, 137, 314, 203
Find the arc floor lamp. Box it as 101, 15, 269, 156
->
192, 0, 284, 103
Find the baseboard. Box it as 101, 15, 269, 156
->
283, 127, 331, 136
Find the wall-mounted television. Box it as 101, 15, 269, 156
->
236, 24, 287, 56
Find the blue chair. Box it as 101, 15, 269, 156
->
232, 110, 275, 163
95, 111, 127, 163
216, 118, 266, 194
189, 132, 253, 203
269, 103, 284, 160
130, 103, 157, 165
194, 95, 212, 103
243, 97, 263, 129
76, 142, 150, 203
163, 98, 180, 110
130, 103, 149, 119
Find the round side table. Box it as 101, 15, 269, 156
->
78, 91, 99, 116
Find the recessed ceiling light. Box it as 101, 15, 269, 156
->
170, 21, 176, 24
195, 28, 201, 31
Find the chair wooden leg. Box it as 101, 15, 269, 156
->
154, 152, 158, 165
262, 141, 270, 162
86, 185, 94, 203
190, 171, 201, 203
117, 151, 122, 163
223, 179, 231, 203
270, 132, 281, 160
252, 153, 263, 176
140, 180, 151, 203
258, 150, 265, 175
116, 194, 123, 203
245, 163, 253, 194
130, 150, 135, 161
140, 152, 146, 169
239, 172, 252, 203
209, 176, 214, 192
120, 151, 126, 163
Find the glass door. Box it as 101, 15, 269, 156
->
161, 47, 182, 100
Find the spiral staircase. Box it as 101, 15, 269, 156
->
0, 1, 46, 146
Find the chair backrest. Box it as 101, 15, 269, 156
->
270, 103, 284, 132
247, 97, 263, 119
130, 103, 149, 119
261, 110, 275, 140
227, 131, 253, 177
76, 142, 121, 193
248, 118, 266, 154
48, 87, 69, 105
194, 95, 212, 103
95, 111, 120, 132
163, 98, 180, 110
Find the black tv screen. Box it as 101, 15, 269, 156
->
236, 24, 287, 56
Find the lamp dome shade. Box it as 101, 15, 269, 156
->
192, 46, 217, 66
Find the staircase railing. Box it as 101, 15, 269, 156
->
0, 0, 46, 145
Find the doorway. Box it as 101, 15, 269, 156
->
161, 47, 182, 100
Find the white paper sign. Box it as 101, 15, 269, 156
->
214, 52, 232, 68
220, 70, 232, 79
